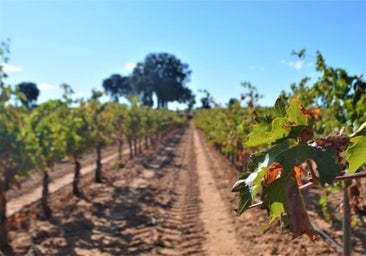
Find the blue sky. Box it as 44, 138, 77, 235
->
1, 0, 365, 108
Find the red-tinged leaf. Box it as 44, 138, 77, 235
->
293, 166, 306, 186
300, 107, 320, 120
263, 162, 282, 186
315, 132, 349, 150
299, 128, 314, 144
286, 178, 317, 240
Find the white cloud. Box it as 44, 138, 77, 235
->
249, 65, 264, 71
281, 60, 304, 71
0, 63, 23, 73
288, 60, 303, 70
38, 83, 60, 91
123, 62, 136, 73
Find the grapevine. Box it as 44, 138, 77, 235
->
232, 97, 366, 242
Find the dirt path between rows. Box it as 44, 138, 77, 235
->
3, 123, 365, 255
193, 129, 242, 255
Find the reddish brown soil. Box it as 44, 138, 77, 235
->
2, 124, 366, 256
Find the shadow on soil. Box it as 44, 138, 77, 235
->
5, 128, 187, 256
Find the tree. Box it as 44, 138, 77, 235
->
134, 53, 193, 109
102, 74, 131, 102
179, 87, 196, 110
199, 89, 213, 109
17, 82, 40, 109
129, 63, 154, 107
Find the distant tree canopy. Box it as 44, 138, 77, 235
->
18, 82, 40, 109
129, 62, 154, 107
102, 74, 131, 102
199, 89, 213, 109
102, 52, 195, 109
141, 53, 192, 109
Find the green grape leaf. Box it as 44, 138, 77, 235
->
345, 134, 366, 174
274, 97, 287, 117
269, 202, 285, 221
232, 155, 269, 215
232, 178, 252, 215
248, 139, 296, 172
275, 144, 340, 185
246, 118, 292, 147
286, 99, 309, 126
261, 176, 287, 218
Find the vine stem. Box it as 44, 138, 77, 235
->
334, 171, 366, 181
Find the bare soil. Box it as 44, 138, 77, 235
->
2, 124, 366, 256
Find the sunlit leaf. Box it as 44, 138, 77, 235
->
232, 155, 269, 215
246, 118, 292, 147
345, 134, 366, 174
274, 97, 287, 117
286, 98, 309, 126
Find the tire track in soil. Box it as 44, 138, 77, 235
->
125, 125, 205, 256
154, 125, 205, 256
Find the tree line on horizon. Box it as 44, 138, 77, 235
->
12, 52, 196, 111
